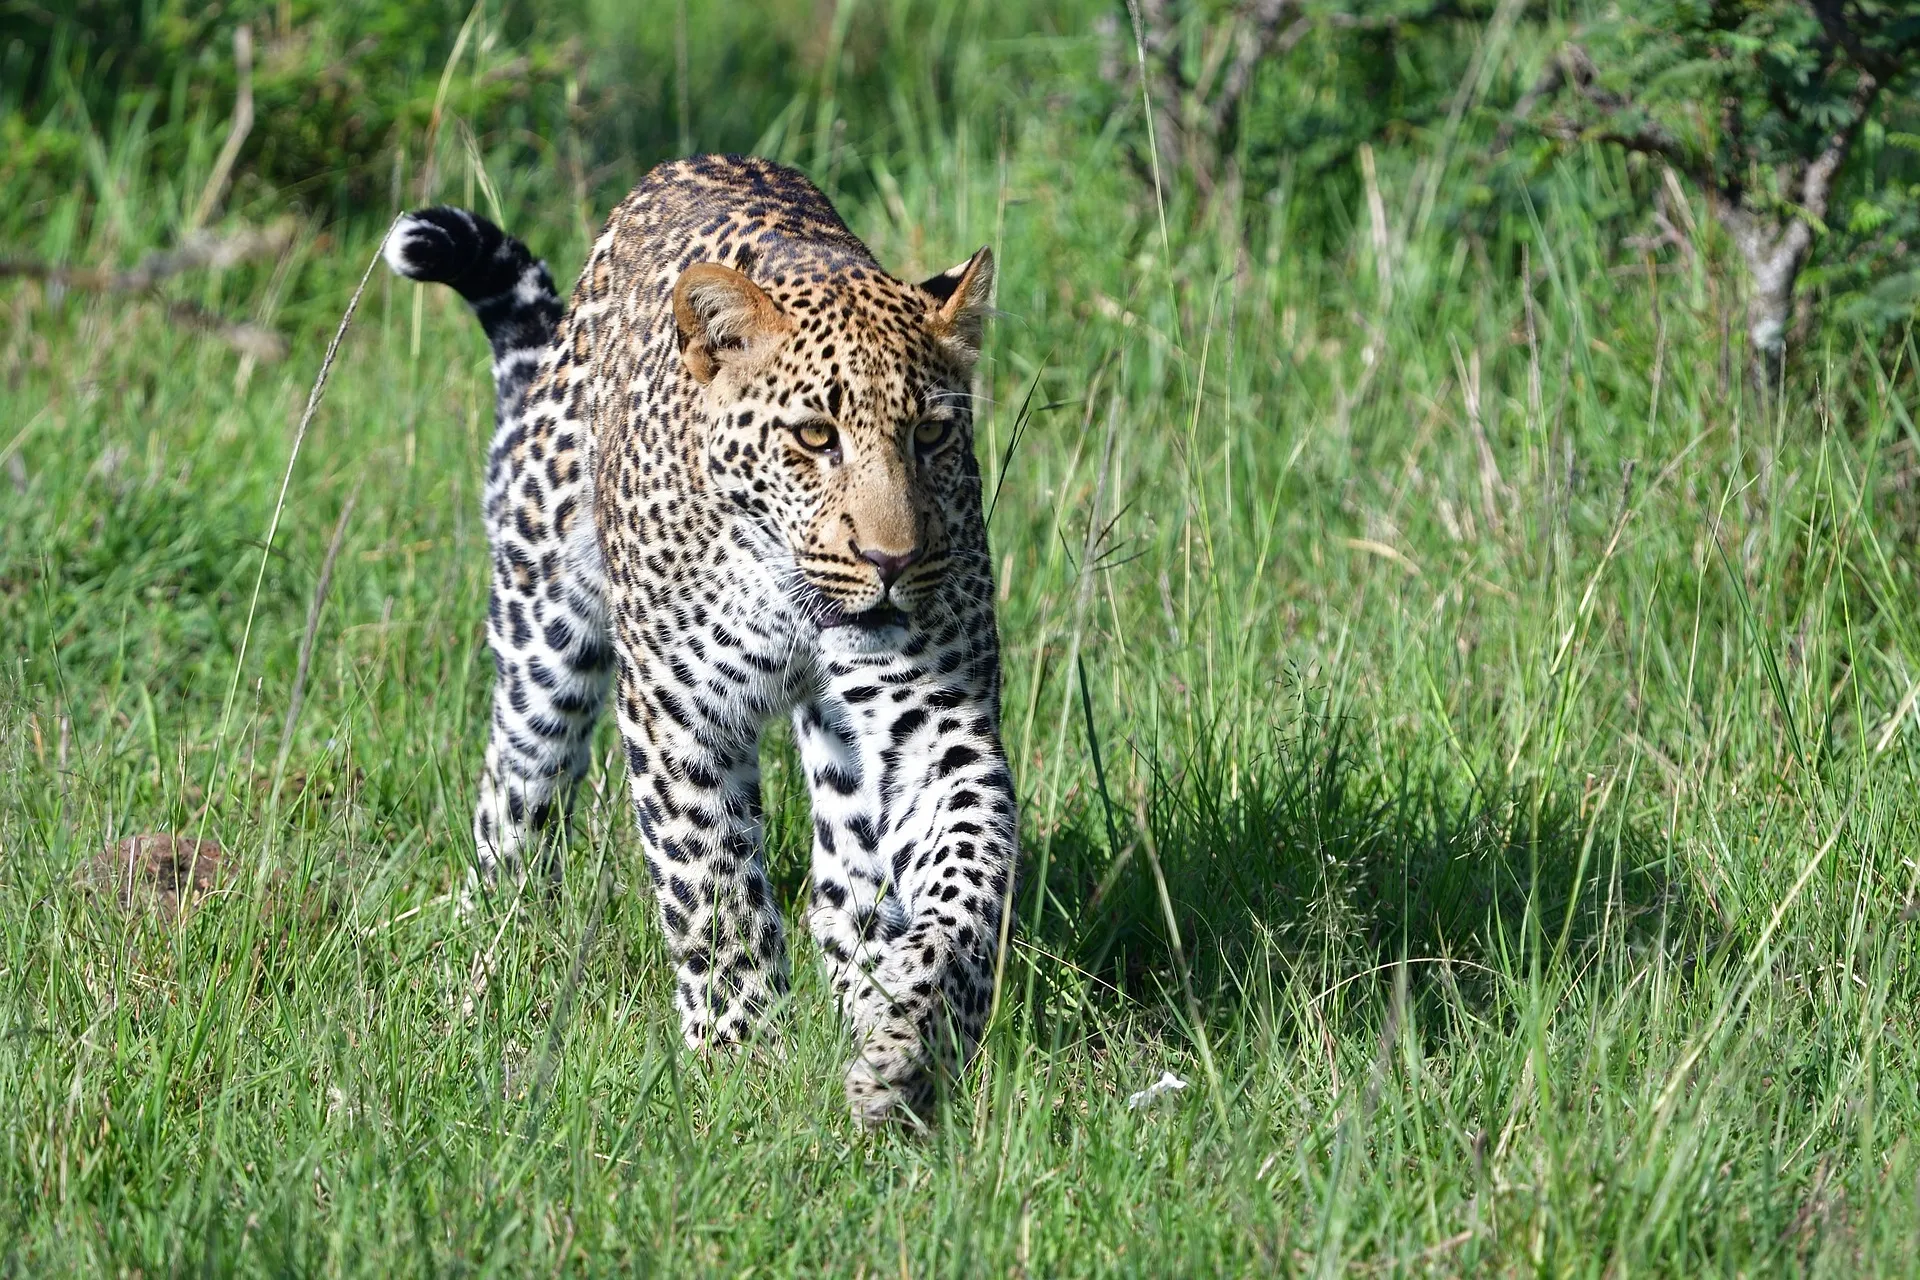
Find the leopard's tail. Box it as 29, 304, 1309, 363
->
383, 206, 563, 424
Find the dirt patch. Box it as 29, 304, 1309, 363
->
78, 833, 231, 921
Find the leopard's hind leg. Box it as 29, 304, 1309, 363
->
386, 209, 614, 883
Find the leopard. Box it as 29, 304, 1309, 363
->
382, 154, 1018, 1124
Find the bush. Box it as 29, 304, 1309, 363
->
0, 0, 584, 227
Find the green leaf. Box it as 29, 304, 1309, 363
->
1849, 200, 1893, 235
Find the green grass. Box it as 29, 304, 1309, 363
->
3, 7, 1919, 1275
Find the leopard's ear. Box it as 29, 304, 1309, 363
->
920, 246, 994, 363
673, 263, 792, 384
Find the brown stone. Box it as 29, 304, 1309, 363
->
80, 833, 230, 921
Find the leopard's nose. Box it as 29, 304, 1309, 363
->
855, 543, 921, 587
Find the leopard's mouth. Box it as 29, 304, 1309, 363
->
816, 603, 908, 632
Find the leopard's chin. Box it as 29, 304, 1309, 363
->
814, 602, 909, 655
815, 603, 907, 632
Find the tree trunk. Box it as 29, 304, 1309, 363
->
1742, 240, 1799, 399
1717, 72, 1874, 402
1716, 204, 1812, 401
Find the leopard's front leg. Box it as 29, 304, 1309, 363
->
798, 661, 1018, 1124
617, 650, 789, 1049
793, 698, 899, 1019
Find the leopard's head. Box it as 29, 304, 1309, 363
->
673, 247, 994, 642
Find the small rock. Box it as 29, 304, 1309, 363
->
80, 834, 229, 920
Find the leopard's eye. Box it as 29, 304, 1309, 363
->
792, 422, 838, 453
913, 419, 952, 451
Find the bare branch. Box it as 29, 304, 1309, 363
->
0, 221, 294, 362
1562, 122, 1694, 172
0, 221, 293, 293
186, 24, 255, 234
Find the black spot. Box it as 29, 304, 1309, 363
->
816, 766, 860, 796
937, 744, 981, 776
552, 685, 596, 714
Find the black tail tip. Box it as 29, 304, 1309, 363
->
382, 207, 498, 286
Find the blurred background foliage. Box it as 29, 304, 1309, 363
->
1, 0, 1917, 362
0, 0, 1003, 234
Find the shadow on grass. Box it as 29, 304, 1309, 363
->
1030, 698, 1684, 1014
